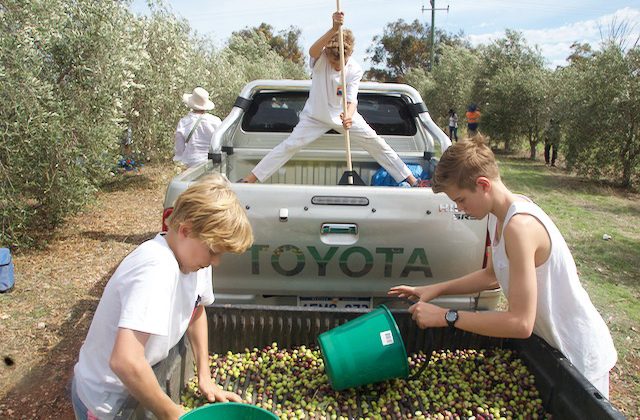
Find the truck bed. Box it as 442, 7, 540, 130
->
116, 305, 623, 420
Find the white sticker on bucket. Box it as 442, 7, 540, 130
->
380, 330, 394, 346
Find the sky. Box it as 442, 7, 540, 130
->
130, 0, 640, 70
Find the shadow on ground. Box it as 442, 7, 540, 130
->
100, 170, 158, 193
83, 231, 158, 245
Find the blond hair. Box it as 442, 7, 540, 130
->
325, 29, 355, 59
432, 134, 500, 193
166, 174, 253, 254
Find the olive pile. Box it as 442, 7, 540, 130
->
181, 343, 549, 419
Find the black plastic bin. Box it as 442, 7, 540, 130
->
115, 304, 624, 419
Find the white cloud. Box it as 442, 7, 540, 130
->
467, 7, 640, 67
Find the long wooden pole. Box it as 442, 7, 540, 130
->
336, 0, 353, 184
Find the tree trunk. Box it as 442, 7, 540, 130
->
620, 128, 637, 188
528, 128, 537, 160
529, 142, 537, 160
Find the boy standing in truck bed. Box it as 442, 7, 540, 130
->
239, 11, 426, 187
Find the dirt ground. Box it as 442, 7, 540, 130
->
0, 163, 636, 419
0, 165, 177, 419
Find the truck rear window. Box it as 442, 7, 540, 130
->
241, 92, 417, 136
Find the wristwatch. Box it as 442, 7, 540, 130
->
445, 309, 459, 328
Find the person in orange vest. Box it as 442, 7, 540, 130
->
466, 104, 481, 135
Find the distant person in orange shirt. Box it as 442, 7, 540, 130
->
466, 104, 481, 135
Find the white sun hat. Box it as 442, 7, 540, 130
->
182, 87, 215, 111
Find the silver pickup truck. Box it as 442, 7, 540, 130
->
163, 79, 500, 310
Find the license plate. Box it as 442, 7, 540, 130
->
297, 296, 372, 309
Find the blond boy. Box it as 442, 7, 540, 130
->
389, 135, 616, 398
72, 174, 253, 419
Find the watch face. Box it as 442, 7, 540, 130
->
445, 310, 458, 323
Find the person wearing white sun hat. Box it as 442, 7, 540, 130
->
174, 87, 222, 168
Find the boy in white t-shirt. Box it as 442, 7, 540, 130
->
388, 135, 617, 399
239, 11, 423, 187
71, 174, 253, 419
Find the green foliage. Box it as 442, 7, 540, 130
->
1, 0, 136, 245
558, 43, 640, 188
233, 23, 305, 66
365, 19, 469, 82
405, 44, 480, 129
0, 0, 306, 248
472, 30, 548, 152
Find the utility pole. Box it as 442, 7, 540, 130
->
421, 0, 449, 71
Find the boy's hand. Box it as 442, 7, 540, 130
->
162, 404, 187, 420
340, 112, 352, 129
198, 375, 242, 403
408, 302, 448, 329
388, 284, 439, 303
332, 11, 344, 31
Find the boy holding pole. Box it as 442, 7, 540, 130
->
239, 8, 423, 187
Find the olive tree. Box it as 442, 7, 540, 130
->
559, 42, 639, 188
471, 30, 548, 151
0, 0, 307, 247
0, 0, 143, 246
405, 43, 480, 130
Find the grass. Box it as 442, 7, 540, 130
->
498, 156, 640, 415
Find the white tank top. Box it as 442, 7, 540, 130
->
488, 198, 616, 381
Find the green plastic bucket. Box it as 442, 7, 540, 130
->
180, 402, 278, 420
318, 305, 409, 390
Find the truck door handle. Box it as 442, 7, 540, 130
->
320, 223, 359, 246
321, 223, 358, 235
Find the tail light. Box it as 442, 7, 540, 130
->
162, 207, 174, 232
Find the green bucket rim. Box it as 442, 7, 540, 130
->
318, 304, 409, 389
378, 304, 410, 377
180, 402, 278, 420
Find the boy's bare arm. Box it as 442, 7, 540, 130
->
389, 254, 498, 302
110, 328, 184, 420
309, 11, 343, 60
186, 305, 241, 402
408, 217, 542, 339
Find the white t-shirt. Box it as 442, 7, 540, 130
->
449, 114, 458, 128
488, 199, 617, 382
73, 234, 214, 418
302, 52, 363, 126
174, 112, 222, 167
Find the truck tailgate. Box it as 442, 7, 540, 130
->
214, 184, 487, 298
